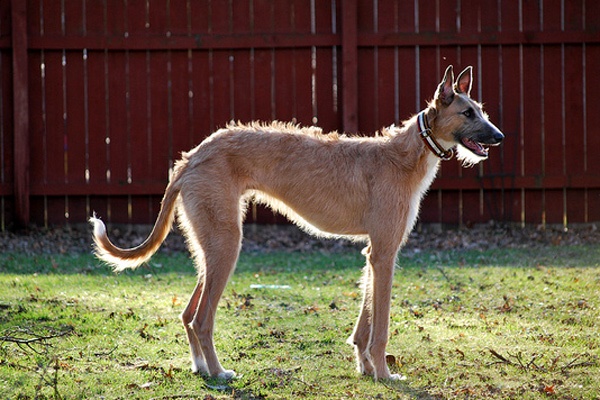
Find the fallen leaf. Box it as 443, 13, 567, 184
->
542, 384, 555, 395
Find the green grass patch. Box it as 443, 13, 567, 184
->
1, 246, 599, 399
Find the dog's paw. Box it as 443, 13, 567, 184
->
386, 373, 407, 381
217, 369, 236, 380
190, 358, 209, 375
373, 370, 407, 382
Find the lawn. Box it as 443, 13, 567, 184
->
1, 245, 599, 399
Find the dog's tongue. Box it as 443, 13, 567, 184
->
461, 138, 489, 157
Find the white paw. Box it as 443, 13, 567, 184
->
217, 369, 236, 380
387, 373, 407, 381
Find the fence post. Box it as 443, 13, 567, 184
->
11, 0, 30, 228
341, 0, 358, 133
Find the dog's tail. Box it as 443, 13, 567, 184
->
90, 170, 182, 272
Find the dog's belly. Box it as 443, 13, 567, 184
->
250, 190, 368, 239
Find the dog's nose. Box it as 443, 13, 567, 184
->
493, 131, 504, 143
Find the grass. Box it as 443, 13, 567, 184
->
0, 245, 599, 399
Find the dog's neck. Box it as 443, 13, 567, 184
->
417, 110, 454, 160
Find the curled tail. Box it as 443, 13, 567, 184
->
90, 179, 181, 272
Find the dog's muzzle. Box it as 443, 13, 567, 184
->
460, 123, 504, 158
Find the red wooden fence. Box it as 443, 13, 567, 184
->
1, 0, 599, 229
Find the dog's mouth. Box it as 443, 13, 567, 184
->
460, 137, 489, 158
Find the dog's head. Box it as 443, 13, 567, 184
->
431, 65, 504, 166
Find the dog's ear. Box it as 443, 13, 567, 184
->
455, 66, 473, 97
436, 65, 455, 106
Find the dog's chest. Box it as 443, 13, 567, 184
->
418, 155, 441, 196
405, 155, 440, 234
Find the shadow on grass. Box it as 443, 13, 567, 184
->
1, 245, 598, 277
0, 251, 366, 276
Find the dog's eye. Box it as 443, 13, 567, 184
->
462, 109, 473, 118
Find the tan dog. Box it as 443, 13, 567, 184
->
91, 65, 503, 381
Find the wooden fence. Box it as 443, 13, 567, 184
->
1, 0, 599, 229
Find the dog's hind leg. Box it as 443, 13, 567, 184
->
177, 204, 211, 374
189, 218, 242, 380
180, 278, 208, 374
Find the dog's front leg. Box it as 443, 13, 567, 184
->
347, 254, 375, 375
365, 242, 403, 381
349, 243, 403, 380
369, 249, 401, 380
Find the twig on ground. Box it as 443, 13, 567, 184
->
488, 349, 597, 373
93, 344, 119, 357
488, 349, 511, 365
561, 354, 597, 372
435, 265, 452, 282
1, 326, 74, 354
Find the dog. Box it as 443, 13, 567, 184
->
91, 65, 504, 381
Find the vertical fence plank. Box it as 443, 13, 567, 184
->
355, 0, 375, 133
315, 46, 336, 131
372, 2, 397, 129
563, 44, 586, 224
476, 0, 502, 224
250, 1, 275, 123
313, 0, 338, 132
231, 49, 253, 122
64, 50, 87, 221
273, 48, 295, 121
341, 0, 358, 132
460, 0, 483, 225
230, 1, 253, 122
374, 2, 397, 129
208, 2, 233, 127
28, 50, 45, 223
493, 0, 519, 224
128, 50, 153, 223
0, 0, 14, 227
190, 50, 213, 140
102, 0, 128, 223
585, 0, 600, 221
170, 51, 195, 150
542, 2, 567, 226
394, 0, 415, 123
519, 0, 543, 225
86, 50, 110, 220
106, 50, 130, 223
289, 2, 313, 125
542, 45, 565, 225
11, 0, 30, 227
0, 46, 13, 228
584, 42, 600, 222
148, 51, 171, 181
211, 50, 233, 127
313, 1, 343, 132
41, 40, 68, 224
562, 1, 586, 224
86, 3, 109, 222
